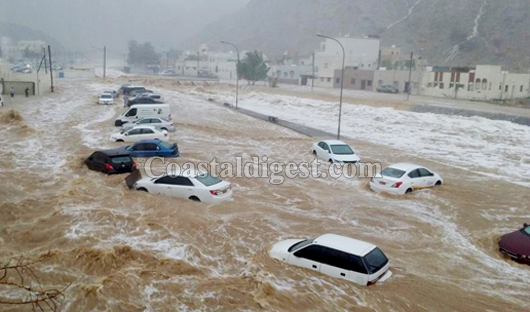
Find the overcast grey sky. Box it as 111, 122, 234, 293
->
0, 0, 250, 52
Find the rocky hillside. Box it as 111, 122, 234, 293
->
188, 0, 530, 71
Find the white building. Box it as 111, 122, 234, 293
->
207, 51, 239, 80
421, 65, 530, 101
314, 36, 381, 88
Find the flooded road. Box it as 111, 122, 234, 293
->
1, 78, 529, 311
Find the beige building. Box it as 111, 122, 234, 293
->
0, 58, 51, 95
314, 36, 381, 88
422, 65, 530, 101
333, 68, 421, 94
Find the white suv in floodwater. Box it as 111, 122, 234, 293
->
270, 234, 392, 286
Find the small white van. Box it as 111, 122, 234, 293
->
115, 104, 171, 126
270, 234, 392, 286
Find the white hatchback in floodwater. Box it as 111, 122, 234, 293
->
270, 234, 392, 286
312, 140, 361, 164
129, 170, 233, 203
99, 93, 114, 105
110, 125, 168, 143
370, 163, 443, 195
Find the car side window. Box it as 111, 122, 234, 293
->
318, 142, 324, 149
125, 108, 137, 117
293, 245, 325, 262
139, 119, 149, 124
144, 143, 159, 151
418, 168, 434, 177
319, 247, 368, 274
142, 129, 154, 134
131, 143, 145, 151
128, 129, 142, 135
154, 176, 174, 185
323, 143, 330, 152
173, 177, 194, 186
408, 169, 421, 179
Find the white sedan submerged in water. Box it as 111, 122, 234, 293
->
126, 169, 233, 203
370, 163, 443, 195
110, 125, 169, 142
312, 140, 361, 163
270, 234, 392, 286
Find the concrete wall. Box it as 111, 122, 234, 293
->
333, 69, 375, 91
374, 69, 421, 93
2, 81, 34, 95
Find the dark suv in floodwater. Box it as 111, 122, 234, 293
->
85, 149, 137, 174
499, 223, 530, 264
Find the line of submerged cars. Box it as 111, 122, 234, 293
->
86, 84, 234, 204
84, 85, 527, 288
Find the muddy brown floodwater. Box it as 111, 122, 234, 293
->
1, 78, 529, 311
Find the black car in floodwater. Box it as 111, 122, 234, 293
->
85, 149, 137, 174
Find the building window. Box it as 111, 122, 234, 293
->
367, 80, 372, 87
351, 78, 356, 85
499, 83, 502, 90
505, 85, 509, 92
335, 78, 340, 84
290, 71, 295, 78
427, 83, 433, 88
469, 84, 474, 91
482, 79, 487, 90
489, 82, 492, 90
440, 83, 445, 89
449, 82, 454, 89
521, 85, 524, 92
327, 77, 331, 82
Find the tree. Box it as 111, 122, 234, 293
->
1, 258, 70, 311
127, 40, 159, 66
237, 51, 270, 85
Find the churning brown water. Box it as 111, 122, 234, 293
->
1, 78, 529, 311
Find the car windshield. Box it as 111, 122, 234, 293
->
101, 94, 112, 99
363, 247, 389, 274
158, 142, 174, 149
194, 173, 222, 187
110, 156, 131, 164
288, 237, 315, 252
381, 167, 406, 179
330, 144, 354, 155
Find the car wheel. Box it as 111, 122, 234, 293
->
161, 127, 167, 131
435, 181, 442, 186
329, 159, 333, 164
189, 196, 201, 202
116, 139, 124, 142
405, 188, 413, 194
312, 150, 316, 156
137, 188, 148, 192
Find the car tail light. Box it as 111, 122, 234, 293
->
164, 133, 168, 136
209, 190, 219, 196
104, 163, 113, 170
132, 162, 137, 169
391, 182, 403, 188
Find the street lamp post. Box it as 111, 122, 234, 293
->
317, 34, 345, 140
220, 40, 239, 109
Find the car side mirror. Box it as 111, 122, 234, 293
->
124, 133, 129, 136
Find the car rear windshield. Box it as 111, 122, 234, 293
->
110, 156, 132, 164
523, 226, 530, 235
363, 247, 389, 274
330, 145, 354, 155
288, 237, 315, 252
101, 94, 112, 99
194, 174, 222, 187
381, 167, 406, 179
159, 142, 174, 149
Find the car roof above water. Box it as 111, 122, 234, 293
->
387, 163, 421, 171
322, 140, 347, 145
313, 234, 376, 256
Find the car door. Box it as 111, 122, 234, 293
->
130, 143, 146, 157
153, 176, 176, 196
141, 128, 156, 140
321, 143, 331, 160
408, 169, 427, 189
168, 176, 195, 199
144, 143, 160, 157
290, 245, 323, 272
125, 128, 142, 142
418, 168, 436, 187
318, 247, 351, 280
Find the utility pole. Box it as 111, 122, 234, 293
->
197, 52, 200, 77
48, 45, 54, 93
42, 47, 47, 74
311, 51, 315, 92
407, 52, 413, 100
220, 41, 240, 109
103, 45, 107, 80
